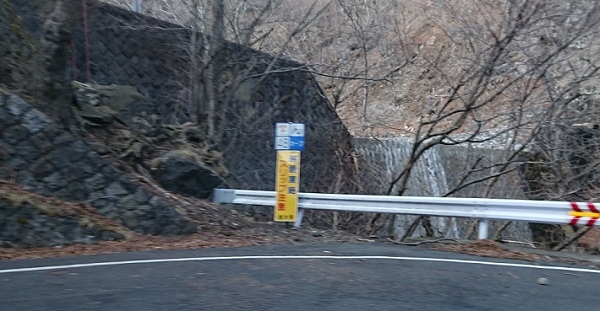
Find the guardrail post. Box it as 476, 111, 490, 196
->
213, 189, 235, 204
293, 208, 304, 228
477, 219, 489, 239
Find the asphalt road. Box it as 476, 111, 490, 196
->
1, 243, 599, 311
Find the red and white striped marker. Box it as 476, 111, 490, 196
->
569, 202, 600, 226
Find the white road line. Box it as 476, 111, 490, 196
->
1, 255, 599, 274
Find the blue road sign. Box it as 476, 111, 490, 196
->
289, 136, 304, 151
275, 122, 305, 151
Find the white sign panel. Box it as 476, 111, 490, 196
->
276, 123, 291, 136
275, 137, 291, 150
275, 122, 305, 151
290, 123, 305, 137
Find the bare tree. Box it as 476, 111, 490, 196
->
382, 0, 600, 241
103, 0, 333, 145
185, 0, 225, 141
319, 0, 600, 240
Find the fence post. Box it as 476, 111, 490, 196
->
477, 219, 489, 239
293, 208, 305, 228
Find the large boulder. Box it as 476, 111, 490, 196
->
150, 150, 227, 199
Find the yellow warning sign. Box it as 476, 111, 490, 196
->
274, 150, 301, 222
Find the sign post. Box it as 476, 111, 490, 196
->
274, 122, 304, 222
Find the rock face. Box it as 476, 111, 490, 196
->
151, 150, 227, 199
72, 82, 161, 135
1, 0, 359, 239
0, 91, 197, 238
71, 82, 230, 195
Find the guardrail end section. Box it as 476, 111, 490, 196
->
213, 189, 237, 203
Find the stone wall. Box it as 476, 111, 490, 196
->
5, 0, 357, 195
0, 91, 197, 236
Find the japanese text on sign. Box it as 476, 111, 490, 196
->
275, 150, 301, 221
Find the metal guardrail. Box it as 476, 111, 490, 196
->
213, 189, 600, 239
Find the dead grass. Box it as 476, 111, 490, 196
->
0, 180, 134, 239
0, 224, 363, 261
431, 239, 541, 261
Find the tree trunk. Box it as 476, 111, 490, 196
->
35, 0, 82, 128
203, 0, 225, 144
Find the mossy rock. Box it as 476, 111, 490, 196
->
97, 85, 146, 112
73, 82, 161, 134
150, 149, 204, 168
75, 102, 117, 125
